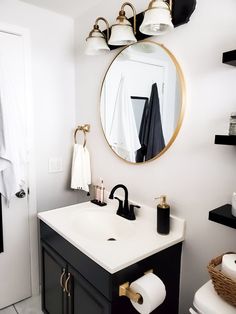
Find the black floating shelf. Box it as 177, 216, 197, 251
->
215, 135, 236, 146
209, 204, 236, 229
222, 50, 236, 66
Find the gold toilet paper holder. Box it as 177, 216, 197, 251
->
119, 269, 153, 304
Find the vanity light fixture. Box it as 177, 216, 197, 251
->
85, 17, 110, 55
108, 2, 137, 46
139, 0, 174, 35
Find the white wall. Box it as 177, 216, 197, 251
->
0, 0, 89, 211
75, 0, 236, 312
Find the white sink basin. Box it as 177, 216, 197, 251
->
38, 201, 185, 273
69, 210, 135, 241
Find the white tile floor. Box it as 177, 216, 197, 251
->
0, 307, 16, 314
0, 295, 43, 314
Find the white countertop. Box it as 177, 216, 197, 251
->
38, 200, 185, 274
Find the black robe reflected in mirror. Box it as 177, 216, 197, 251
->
136, 83, 165, 162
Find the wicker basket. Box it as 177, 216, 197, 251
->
207, 252, 236, 307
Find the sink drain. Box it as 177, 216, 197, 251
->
107, 238, 117, 241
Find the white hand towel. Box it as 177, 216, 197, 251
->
109, 76, 141, 162
71, 144, 91, 193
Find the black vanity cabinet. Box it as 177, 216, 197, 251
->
41, 242, 110, 314
68, 265, 111, 314
40, 221, 183, 314
41, 243, 67, 314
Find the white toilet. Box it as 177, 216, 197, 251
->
189, 280, 236, 314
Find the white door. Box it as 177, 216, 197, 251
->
0, 31, 32, 309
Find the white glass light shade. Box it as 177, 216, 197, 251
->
108, 13, 137, 47
85, 35, 110, 56
139, 0, 173, 35
108, 24, 137, 46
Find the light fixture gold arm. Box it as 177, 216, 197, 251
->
120, 2, 137, 34
148, 0, 156, 9
95, 17, 110, 40
148, 0, 173, 12
168, 0, 173, 12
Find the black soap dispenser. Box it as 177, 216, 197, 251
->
156, 195, 170, 235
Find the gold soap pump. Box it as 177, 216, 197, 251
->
155, 195, 170, 235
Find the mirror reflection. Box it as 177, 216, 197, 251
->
100, 41, 185, 163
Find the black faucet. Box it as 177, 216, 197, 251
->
109, 184, 140, 220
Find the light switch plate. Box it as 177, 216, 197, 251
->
48, 158, 63, 173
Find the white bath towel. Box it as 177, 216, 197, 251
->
71, 144, 91, 193
0, 55, 27, 202
109, 76, 141, 162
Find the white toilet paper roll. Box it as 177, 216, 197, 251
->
222, 254, 236, 282
130, 273, 166, 314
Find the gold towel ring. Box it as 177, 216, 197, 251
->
74, 124, 90, 147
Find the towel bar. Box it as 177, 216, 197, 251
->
74, 124, 90, 147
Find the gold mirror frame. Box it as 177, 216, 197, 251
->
100, 40, 186, 164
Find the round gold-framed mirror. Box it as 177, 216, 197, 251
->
100, 41, 185, 164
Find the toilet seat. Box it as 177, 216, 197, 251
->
193, 280, 236, 314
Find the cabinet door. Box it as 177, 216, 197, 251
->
41, 243, 67, 314
68, 265, 111, 314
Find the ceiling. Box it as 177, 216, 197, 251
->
20, 0, 103, 18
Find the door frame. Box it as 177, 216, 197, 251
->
0, 22, 39, 295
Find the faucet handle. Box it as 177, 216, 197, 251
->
128, 204, 140, 221
130, 204, 141, 210
114, 197, 124, 216
114, 196, 122, 202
